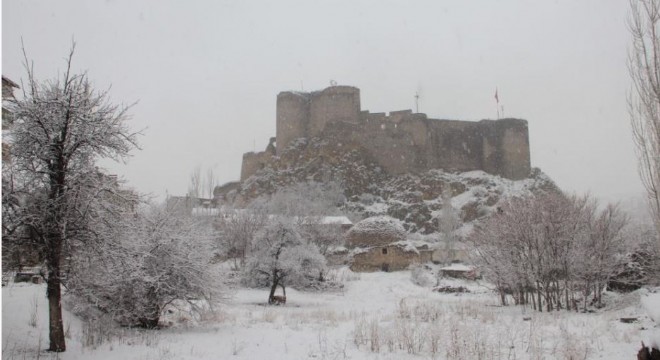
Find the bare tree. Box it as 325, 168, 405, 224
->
574, 202, 628, 307
469, 193, 629, 312
188, 165, 202, 199
629, 0, 660, 243
2, 45, 140, 351
206, 167, 217, 199
216, 207, 267, 268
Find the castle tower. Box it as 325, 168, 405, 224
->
276, 91, 310, 155
480, 119, 531, 180
308, 86, 360, 137
275, 86, 360, 155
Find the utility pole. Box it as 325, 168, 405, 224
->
414, 92, 420, 113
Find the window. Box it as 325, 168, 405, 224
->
382, 248, 388, 255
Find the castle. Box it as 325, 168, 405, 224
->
241, 86, 530, 182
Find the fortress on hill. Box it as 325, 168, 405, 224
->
240, 86, 531, 182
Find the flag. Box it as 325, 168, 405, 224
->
494, 88, 499, 103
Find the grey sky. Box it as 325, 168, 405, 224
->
2, 1, 641, 203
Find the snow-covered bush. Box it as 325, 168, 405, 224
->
252, 181, 345, 218
243, 218, 326, 304
410, 265, 435, 287
68, 202, 226, 328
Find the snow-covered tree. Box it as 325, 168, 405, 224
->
243, 218, 326, 304
573, 202, 628, 307
255, 181, 345, 218
1, 45, 140, 351
68, 201, 225, 328
216, 207, 267, 268
469, 193, 629, 311
628, 0, 660, 241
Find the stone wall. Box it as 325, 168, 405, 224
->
276, 86, 360, 155
351, 246, 433, 272
240, 148, 275, 182
243, 86, 531, 181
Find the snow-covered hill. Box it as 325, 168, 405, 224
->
223, 137, 558, 235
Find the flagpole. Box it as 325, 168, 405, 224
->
495, 87, 500, 119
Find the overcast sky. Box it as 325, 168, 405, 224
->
2, 0, 642, 204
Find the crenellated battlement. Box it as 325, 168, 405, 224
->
242, 86, 531, 182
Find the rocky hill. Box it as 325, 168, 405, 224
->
221, 137, 558, 235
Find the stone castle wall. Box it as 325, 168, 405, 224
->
241, 86, 531, 181
276, 86, 360, 156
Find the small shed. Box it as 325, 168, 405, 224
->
439, 264, 478, 280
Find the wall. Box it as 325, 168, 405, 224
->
322, 112, 530, 180
350, 246, 433, 272
309, 86, 360, 136
240, 150, 273, 181
480, 119, 531, 180
244, 86, 531, 181
276, 92, 309, 155
276, 86, 360, 155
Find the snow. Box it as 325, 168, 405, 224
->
390, 240, 420, 253
348, 216, 405, 237
312, 216, 352, 225
641, 290, 660, 322
362, 201, 388, 214
191, 207, 220, 216
641, 289, 660, 348
2, 268, 658, 359
440, 264, 474, 272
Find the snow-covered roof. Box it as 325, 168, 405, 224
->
208, 209, 352, 226
440, 264, 474, 272
317, 216, 352, 225
349, 216, 405, 235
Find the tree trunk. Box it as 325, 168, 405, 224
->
268, 272, 279, 305
46, 160, 67, 352
139, 287, 161, 329
47, 254, 65, 352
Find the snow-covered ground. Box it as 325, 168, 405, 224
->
2, 268, 659, 359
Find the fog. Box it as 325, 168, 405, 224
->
2, 1, 641, 204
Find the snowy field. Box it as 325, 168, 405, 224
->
3, 268, 659, 360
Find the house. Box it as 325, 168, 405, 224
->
346, 216, 433, 272
351, 242, 433, 272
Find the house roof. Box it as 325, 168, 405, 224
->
440, 264, 474, 272
2, 76, 19, 89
